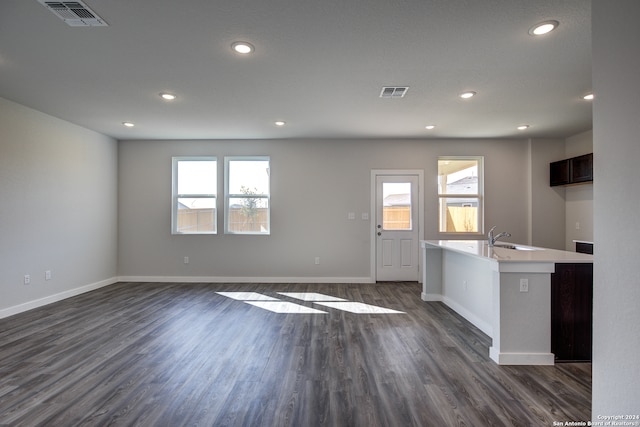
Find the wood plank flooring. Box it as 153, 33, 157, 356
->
0, 282, 591, 426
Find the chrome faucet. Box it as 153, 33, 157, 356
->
488, 226, 511, 246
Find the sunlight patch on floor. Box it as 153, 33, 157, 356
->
244, 301, 328, 314
277, 292, 347, 302
313, 301, 405, 314
216, 291, 405, 314
216, 292, 279, 301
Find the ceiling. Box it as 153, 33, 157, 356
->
0, 0, 592, 141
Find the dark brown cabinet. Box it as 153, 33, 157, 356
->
575, 241, 594, 254
550, 153, 593, 186
550, 159, 570, 186
571, 153, 594, 183
551, 263, 593, 362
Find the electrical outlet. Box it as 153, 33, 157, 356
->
519, 278, 529, 292
315, 257, 320, 265
347, 212, 355, 220
24, 274, 31, 285
184, 256, 189, 264
45, 270, 52, 280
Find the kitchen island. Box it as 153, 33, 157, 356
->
421, 240, 593, 365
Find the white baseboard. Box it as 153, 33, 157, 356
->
441, 296, 493, 337
489, 348, 555, 365
118, 276, 375, 284
0, 277, 118, 320
421, 292, 443, 301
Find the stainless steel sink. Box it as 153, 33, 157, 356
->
493, 243, 540, 251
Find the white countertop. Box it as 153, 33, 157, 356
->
422, 240, 594, 264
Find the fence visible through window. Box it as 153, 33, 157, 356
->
383, 206, 411, 230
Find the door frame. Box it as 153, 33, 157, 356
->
370, 169, 424, 282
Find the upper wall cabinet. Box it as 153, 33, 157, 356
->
550, 153, 593, 187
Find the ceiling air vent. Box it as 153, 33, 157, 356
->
380, 86, 409, 98
38, 0, 108, 27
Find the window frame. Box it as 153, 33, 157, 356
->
437, 156, 484, 235
171, 156, 218, 235
224, 156, 271, 235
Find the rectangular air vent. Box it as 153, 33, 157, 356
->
38, 0, 108, 26
380, 86, 409, 98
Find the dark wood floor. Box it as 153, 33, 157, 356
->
0, 282, 591, 426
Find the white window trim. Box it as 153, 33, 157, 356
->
171, 156, 218, 235
437, 156, 484, 235
224, 156, 271, 235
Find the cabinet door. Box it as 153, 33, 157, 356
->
571, 153, 593, 183
551, 263, 593, 362
550, 159, 570, 186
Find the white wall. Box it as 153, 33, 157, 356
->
529, 138, 566, 250
592, 0, 640, 416
529, 132, 594, 252
564, 130, 594, 250
117, 138, 534, 281
0, 97, 118, 317
441, 250, 493, 335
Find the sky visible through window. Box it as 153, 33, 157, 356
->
228, 160, 269, 194
177, 160, 216, 194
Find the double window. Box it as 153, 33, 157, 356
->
437, 157, 483, 233
171, 156, 270, 235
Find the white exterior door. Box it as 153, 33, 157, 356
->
375, 174, 420, 281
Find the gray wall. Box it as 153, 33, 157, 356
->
529, 138, 567, 250
592, 0, 640, 416
0, 97, 118, 317
117, 138, 534, 281
0, 93, 572, 314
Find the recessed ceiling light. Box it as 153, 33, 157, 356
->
583, 93, 594, 100
160, 93, 176, 101
425, 125, 436, 130
232, 41, 254, 54
122, 122, 135, 127
517, 125, 530, 130
529, 20, 559, 36
274, 121, 286, 126
459, 91, 476, 99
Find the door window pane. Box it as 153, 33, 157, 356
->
383, 182, 412, 230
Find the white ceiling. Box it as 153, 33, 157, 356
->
0, 0, 592, 140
